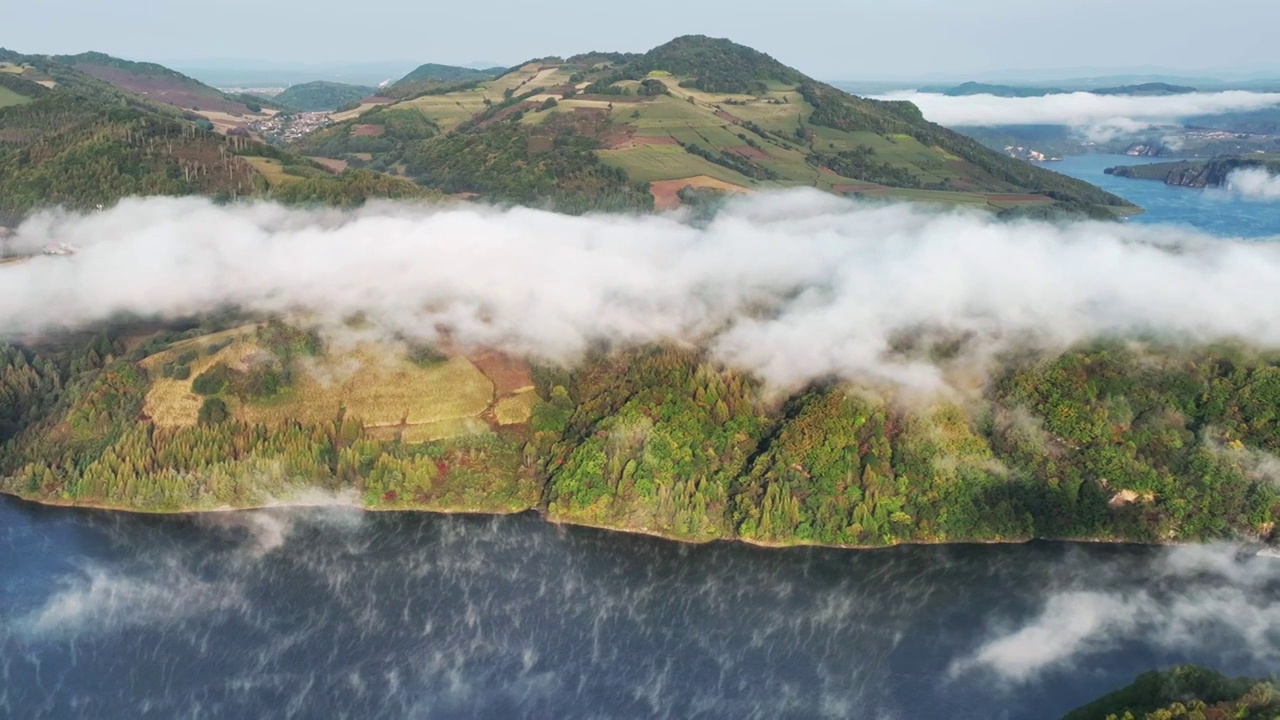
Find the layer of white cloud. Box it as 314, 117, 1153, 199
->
875, 90, 1280, 135
1227, 168, 1280, 200
949, 544, 1280, 685
4, 192, 1280, 391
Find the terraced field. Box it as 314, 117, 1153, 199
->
285, 35, 1130, 214
141, 333, 538, 442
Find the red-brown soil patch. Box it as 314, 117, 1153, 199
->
75, 64, 252, 115
635, 135, 677, 146
649, 176, 750, 210
605, 125, 679, 150
469, 350, 535, 397
351, 124, 385, 137
986, 193, 1053, 203
725, 145, 770, 161
311, 157, 348, 173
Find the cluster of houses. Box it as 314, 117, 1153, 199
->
247, 112, 333, 144
1003, 145, 1062, 162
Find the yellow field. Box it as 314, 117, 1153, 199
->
494, 390, 538, 425
599, 144, 757, 186
140, 327, 541, 441
560, 98, 615, 110
402, 92, 490, 130
237, 349, 494, 428
395, 417, 493, 443
140, 327, 261, 427
310, 156, 348, 172
0, 64, 23, 74
330, 102, 386, 123
194, 110, 256, 133
243, 156, 295, 186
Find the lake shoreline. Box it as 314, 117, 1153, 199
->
0, 489, 1216, 553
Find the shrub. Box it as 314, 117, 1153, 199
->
197, 397, 229, 425
192, 364, 230, 395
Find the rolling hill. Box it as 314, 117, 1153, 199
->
1, 37, 1136, 220
51, 51, 270, 123
295, 35, 1134, 215
0, 50, 432, 225
275, 81, 378, 111
379, 63, 507, 101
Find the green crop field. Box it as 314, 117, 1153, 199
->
0, 87, 31, 108
402, 91, 489, 130
599, 145, 760, 185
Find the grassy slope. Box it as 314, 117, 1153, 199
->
0, 87, 29, 108
295, 36, 1131, 213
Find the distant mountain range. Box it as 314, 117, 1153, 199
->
915, 81, 1201, 98
0, 36, 1136, 223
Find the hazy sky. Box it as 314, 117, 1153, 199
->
4, 0, 1278, 79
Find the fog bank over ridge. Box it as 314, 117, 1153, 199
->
1228, 168, 1280, 201
4, 191, 1280, 390
878, 90, 1280, 137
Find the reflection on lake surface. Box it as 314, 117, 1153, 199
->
2, 498, 1277, 719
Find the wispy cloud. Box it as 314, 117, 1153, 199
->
876, 90, 1280, 136
949, 544, 1280, 685
4, 193, 1280, 391
1227, 168, 1280, 200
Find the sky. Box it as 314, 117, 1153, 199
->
3, 0, 1279, 80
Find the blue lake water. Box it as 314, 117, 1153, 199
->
1050, 154, 1280, 238
1, 498, 1277, 719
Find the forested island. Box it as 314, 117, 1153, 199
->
2, 316, 1277, 550
1107, 154, 1280, 188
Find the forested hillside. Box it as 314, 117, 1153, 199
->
0, 50, 434, 223
2, 320, 1276, 550
275, 81, 377, 111
1062, 666, 1279, 720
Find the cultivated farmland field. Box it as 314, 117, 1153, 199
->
0, 87, 32, 108
242, 156, 295, 186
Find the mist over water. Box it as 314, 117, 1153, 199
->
2, 498, 1276, 719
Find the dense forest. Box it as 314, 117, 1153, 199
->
1062, 666, 1279, 720
2, 321, 1277, 550
631, 35, 804, 94
404, 116, 654, 211
273, 81, 377, 112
